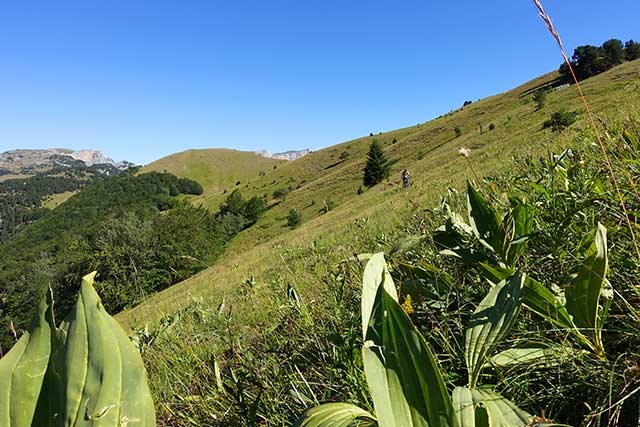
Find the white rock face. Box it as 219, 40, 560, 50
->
256, 149, 310, 161
67, 149, 115, 166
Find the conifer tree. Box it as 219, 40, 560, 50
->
363, 140, 391, 187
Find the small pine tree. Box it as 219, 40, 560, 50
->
454, 127, 462, 138
363, 140, 391, 187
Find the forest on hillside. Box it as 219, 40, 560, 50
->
0, 170, 270, 351
0, 161, 128, 240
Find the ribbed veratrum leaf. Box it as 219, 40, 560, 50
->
362, 254, 457, 427
479, 263, 576, 332
293, 403, 377, 427
0, 292, 52, 427
453, 387, 533, 427
466, 183, 506, 256
564, 223, 609, 354
465, 274, 523, 388
452, 387, 478, 427
36, 272, 155, 426
361, 252, 397, 339
471, 389, 531, 427
504, 203, 533, 267
489, 345, 562, 368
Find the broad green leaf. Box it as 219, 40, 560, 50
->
0, 292, 52, 427
479, 263, 576, 332
362, 254, 456, 427
466, 183, 506, 257
489, 346, 562, 368
504, 203, 533, 267
452, 387, 479, 427
37, 272, 155, 426
454, 387, 533, 427
521, 275, 576, 330
564, 224, 609, 354
471, 389, 531, 426
465, 274, 523, 388
397, 262, 456, 302
293, 403, 377, 427
362, 252, 396, 339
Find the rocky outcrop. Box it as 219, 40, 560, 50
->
256, 149, 310, 161
0, 149, 132, 174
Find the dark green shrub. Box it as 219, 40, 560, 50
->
244, 196, 266, 224
454, 127, 462, 138
489, 123, 496, 131
286, 209, 302, 228
533, 88, 548, 110
273, 187, 290, 200
543, 111, 579, 132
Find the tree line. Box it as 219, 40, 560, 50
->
559, 38, 640, 82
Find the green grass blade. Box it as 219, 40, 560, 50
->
362, 254, 456, 427
465, 274, 523, 388
293, 403, 377, 427
0, 292, 52, 427
564, 223, 609, 355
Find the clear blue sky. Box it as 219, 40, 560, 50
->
0, 1, 638, 165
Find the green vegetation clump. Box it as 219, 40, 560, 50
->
363, 140, 391, 187
533, 87, 547, 110
273, 187, 290, 200
454, 126, 462, 137
286, 208, 302, 228
543, 110, 579, 131
322, 199, 336, 213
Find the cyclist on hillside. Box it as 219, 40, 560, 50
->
401, 169, 410, 188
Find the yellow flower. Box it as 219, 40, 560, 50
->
401, 295, 415, 315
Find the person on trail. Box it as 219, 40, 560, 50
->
401, 169, 410, 188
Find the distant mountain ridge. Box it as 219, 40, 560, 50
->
0, 148, 133, 174
256, 149, 310, 161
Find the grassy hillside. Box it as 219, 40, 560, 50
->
120, 60, 640, 326
114, 60, 640, 425
140, 148, 285, 208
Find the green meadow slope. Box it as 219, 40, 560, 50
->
112, 60, 640, 425
140, 148, 285, 208
119, 59, 640, 328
